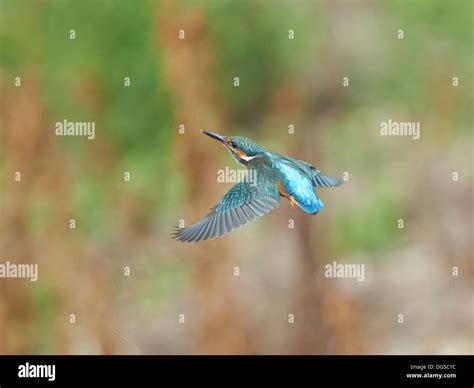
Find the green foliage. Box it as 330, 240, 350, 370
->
40, 0, 172, 153
135, 260, 189, 310
386, 0, 472, 44
27, 195, 56, 237
71, 176, 114, 240
31, 283, 58, 352
205, 1, 293, 124
330, 189, 405, 255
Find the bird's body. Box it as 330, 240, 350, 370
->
173, 131, 342, 242
268, 153, 325, 214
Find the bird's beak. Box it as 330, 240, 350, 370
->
201, 130, 229, 145
201, 130, 246, 163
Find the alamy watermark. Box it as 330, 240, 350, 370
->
0, 261, 38, 282
324, 261, 365, 282
217, 167, 257, 187
55, 119, 95, 140
380, 119, 420, 140
18, 362, 55, 382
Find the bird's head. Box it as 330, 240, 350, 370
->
201, 130, 264, 165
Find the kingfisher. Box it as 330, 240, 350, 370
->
173, 130, 342, 242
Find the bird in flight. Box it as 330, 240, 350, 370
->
173, 130, 342, 242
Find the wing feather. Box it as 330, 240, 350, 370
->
173, 178, 280, 242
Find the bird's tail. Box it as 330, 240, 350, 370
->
312, 173, 343, 188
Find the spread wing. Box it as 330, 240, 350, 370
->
173, 178, 280, 243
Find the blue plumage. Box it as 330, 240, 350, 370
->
173, 131, 342, 242
273, 160, 324, 214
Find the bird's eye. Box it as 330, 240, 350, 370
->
230, 141, 237, 148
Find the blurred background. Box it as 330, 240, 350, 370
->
0, 0, 472, 354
